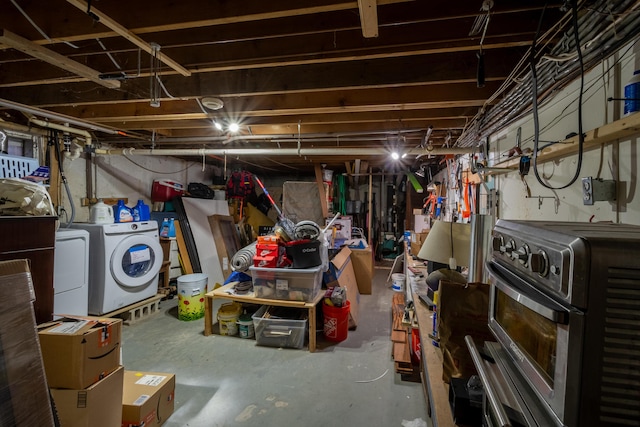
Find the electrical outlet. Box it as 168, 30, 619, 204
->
582, 177, 616, 205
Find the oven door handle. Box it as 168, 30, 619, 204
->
488, 263, 568, 323
465, 335, 512, 427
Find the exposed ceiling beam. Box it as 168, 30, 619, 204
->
358, 0, 379, 38
0, 29, 120, 89
25, 0, 412, 46
65, 0, 191, 77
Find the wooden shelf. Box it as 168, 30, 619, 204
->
493, 110, 640, 170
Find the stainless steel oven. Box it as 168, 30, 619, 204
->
468, 220, 640, 427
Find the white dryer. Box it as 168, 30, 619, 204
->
72, 221, 162, 315
54, 228, 90, 318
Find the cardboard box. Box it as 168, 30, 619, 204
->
326, 217, 352, 240
349, 247, 373, 294
411, 231, 430, 257
122, 371, 176, 427
50, 365, 124, 427
414, 214, 431, 233
0, 259, 55, 427
39, 316, 122, 390
325, 247, 360, 328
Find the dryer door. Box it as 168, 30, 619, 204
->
110, 234, 163, 288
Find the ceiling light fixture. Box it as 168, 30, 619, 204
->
391, 151, 400, 160
213, 121, 223, 131
201, 97, 224, 110
228, 123, 240, 133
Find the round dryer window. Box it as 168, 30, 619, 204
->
110, 234, 163, 288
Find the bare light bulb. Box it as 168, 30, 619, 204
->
228, 123, 240, 133
391, 152, 400, 160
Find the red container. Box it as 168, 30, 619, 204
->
151, 179, 184, 202
322, 300, 350, 342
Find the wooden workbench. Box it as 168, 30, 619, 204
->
405, 246, 457, 427
203, 282, 324, 352
413, 294, 457, 427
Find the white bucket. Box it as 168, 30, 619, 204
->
177, 274, 208, 321
391, 273, 405, 292
217, 302, 241, 336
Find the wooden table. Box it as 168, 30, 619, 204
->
203, 283, 324, 352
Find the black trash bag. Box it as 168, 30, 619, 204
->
188, 182, 215, 199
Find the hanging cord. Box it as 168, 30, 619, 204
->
532, 0, 584, 190
50, 130, 76, 227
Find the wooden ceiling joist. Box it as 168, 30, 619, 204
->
0, 29, 120, 89
357, 0, 379, 38
65, 0, 191, 77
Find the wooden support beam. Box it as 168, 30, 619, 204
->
65, 0, 191, 77
357, 0, 379, 38
0, 30, 120, 89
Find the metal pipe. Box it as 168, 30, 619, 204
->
94, 146, 474, 157
468, 214, 494, 283
0, 98, 124, 135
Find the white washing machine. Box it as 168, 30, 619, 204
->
54, 228, 90, 318
72, 221, 162, 315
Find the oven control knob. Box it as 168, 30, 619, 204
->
492, 235, 505, 252
513, 244, 530, 265
530, 251, 549, 276
502, 239, 516, 255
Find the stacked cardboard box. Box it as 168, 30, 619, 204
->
39, 316, 124, 427
122, 371, 176, 427
0, 259, 55, 426
323, 247, 360, 329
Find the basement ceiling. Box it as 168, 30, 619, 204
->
0, 0, 626, 174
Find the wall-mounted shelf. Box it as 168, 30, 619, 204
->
493, 110, 640, 170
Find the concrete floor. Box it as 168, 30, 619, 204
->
122, 266, 429, 427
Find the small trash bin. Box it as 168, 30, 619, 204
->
177, 273, 208, 321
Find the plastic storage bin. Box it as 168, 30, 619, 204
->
251, 305, 307, 349
249, 265, 323, 302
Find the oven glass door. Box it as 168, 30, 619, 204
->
495, 287, 558, 385
487, 261, 572, 421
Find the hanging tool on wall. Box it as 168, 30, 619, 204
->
422, 191, 438, 217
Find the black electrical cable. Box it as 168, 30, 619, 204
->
532, 0, 584, 190
51, 129, 76, 227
